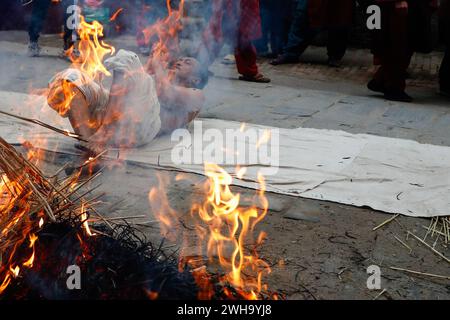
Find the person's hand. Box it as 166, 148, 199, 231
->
81, 131, 108, 156
395, 1, 408, 10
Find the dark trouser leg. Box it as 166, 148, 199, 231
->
440, 18, 450, 91
235, 37, 259, 76
270, 0, 291, 55
283, 0, 316, 57
28, 0, 52, 42
375, 4, 410, 93
254, 0, 270, 53
440, 47, 450, 91
62, 0, 76, 50
327, 27, 349, 60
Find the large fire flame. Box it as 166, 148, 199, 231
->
150, 163, 273, 300
195, 163, 271, 300
69, 15, 115, 79
48, 16, 115, 118
142, 0, 185, 70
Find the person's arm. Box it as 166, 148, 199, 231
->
156, 83, 204, 134
158, 82, 205, 113
150, 56, 205, 113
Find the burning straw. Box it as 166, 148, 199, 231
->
0, 136, 93, 294
0, 138, 260, 299
0, 137, 198, 299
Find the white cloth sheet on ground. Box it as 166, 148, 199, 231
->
0, 90, 449, 218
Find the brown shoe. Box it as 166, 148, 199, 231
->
239, 73, 271, 83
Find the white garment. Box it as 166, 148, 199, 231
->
47, 68, 109, 121
47, 50, 161, 148
103, 49, 161, 148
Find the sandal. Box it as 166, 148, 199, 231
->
239, 73, 271, 83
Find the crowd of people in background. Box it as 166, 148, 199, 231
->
24, 0, 450, 103
252, 0, 449, 102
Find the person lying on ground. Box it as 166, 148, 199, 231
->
46, 49, 208, 155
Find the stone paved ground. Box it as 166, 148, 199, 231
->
258, 46, 443, 89
2, 31, 449, 147
0, 31, 449, 299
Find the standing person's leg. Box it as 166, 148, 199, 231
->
368, 3, 411, 102
440, 45, 450, 95
383, 4, 411, 101
270, 0, 317, 65
28, 0, 52, 56
62, 0, 76, 51
269, 0, 289, 56
439, 5, 450, 95
254, 0, 270, 55
235, 36, 270, 82
327, 27, 349, 67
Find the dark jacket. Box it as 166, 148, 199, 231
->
308, 0, 354, 29
440, 0, 450, 42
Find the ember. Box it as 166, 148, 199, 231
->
2, 222, 199, 300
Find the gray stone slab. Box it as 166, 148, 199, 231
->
381, 104, 446, 130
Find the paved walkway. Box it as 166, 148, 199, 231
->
1, 31, 449, 148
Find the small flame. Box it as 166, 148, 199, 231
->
22, 234, 38, 268
149, 174, 180, 241
81, 203, 94, 236
110, 8, 124, 22
9, 266, 20, 278
145, 290, 159, 300
0, 275, 11, 294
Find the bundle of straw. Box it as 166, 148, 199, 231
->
0, 137, 98, 294
0, 138, 200, 300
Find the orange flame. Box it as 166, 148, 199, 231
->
150, 163, 272, 300
110, 8, 124, 22
80, 203, 94, 236
193, 163, 270, 299
148, 174, 180, 241
69, 16, 115, 79
47, 16, 115, 128
142, 0, 185, 70
0, 173, 40, 295
22, 234, 38, 268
